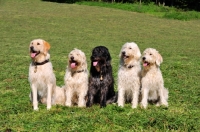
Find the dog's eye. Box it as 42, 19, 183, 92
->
129, 47, 132, 49
37, 43, 40, 45
150, 53, 152, 55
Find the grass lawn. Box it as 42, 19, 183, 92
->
0, 0, 200, 131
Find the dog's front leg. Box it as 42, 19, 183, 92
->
47, 84, 53, 110
100, 87, 107, 108
117, 87, 125, 107
132, 88, 139, 109
140, 88, 149, 109
86, 92, 94, 107
65, 87, 72, 107
31, 84, 38, 110
78, 92, 86, 107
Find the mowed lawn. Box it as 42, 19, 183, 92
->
0, 0, 200, 131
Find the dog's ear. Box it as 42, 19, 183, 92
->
155, 52, 163, 66
43, 41, 50, 55
135, 49, 141, 60
82, 53, 87, 68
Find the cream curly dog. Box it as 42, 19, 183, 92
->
29, 39, 65, 110
117, 42, 141, 108
140, 48, 168, 109
64, 48, 88, 107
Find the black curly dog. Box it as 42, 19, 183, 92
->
86, 46, 117, 108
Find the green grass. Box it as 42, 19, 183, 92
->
0, 0, 200, 131
76, 1, 200, 20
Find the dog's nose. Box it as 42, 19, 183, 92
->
142, 57, 146, 60
30, 46, 34, 51
70, 56, 74, 60
122, 51, 125, 55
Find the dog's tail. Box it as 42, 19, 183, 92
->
106, 91, 118, 104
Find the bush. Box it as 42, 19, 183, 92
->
42, 0, 80, 4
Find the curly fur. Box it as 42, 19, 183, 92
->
64, 48, 88, 107
117, 42, 141, 108
140, 48, 168, 109
86, 46, 116, 108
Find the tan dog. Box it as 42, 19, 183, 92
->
140, 48, 168, 109
117, 42, 141, 108
28, 39, 65, 110
64, 48, 88, 107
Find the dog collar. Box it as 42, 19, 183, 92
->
32, 59, 49, 73
128, 65, 134, 69
33, 59, 49, 66
71, 69, 85, 76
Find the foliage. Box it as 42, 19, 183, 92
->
43, 0, 200, 11
0, 0, 200, 131
77, 1, 200, 20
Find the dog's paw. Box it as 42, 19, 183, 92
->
65, 102, 72, 107
132, 105, 137, 109
156, 102, 161, 107
47, 106, 51, 110
161, 101, 168, 107
140, 102, 147, 109
33, 107, 39, 111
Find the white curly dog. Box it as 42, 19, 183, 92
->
64, 48, 88, 107
117, 42, 141, 108
140, 48, 168, 109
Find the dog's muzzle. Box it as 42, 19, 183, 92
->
30, 46, 40, 58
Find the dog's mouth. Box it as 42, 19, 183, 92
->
30, 47, 40, 58
122, 53, 129, 60
143, 61, 150, 67
93, 61, 98, 67
123, 55, 129, 59
70, 60, 78, 69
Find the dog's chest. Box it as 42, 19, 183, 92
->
29, 64, 55, 84
142, 70, 162, 88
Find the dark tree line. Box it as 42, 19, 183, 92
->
42, 0, 200, 11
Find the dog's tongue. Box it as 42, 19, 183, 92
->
143, 62, 148, 67
70, 63, 76, 69
31, 53, 37, 58
93, 61, 98, 66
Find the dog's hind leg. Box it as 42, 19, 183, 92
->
158, 87, 168, 107
100, 88, 107, 108
107, 91, 118, 104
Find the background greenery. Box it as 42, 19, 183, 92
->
0, 0, 199, 131
43, 0, 200, 11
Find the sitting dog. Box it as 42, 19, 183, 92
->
86, 46, 116, 108
28, 39, 56, 110
64, 48, 88, 107
117, 42, 141, 108
140, 48, 168, 109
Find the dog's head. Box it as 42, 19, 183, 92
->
142, 48, 163, 69
90, 46, 111, 72
120, 42, 141, 66
68, 48, 87, 70
29, 39, 50, 61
